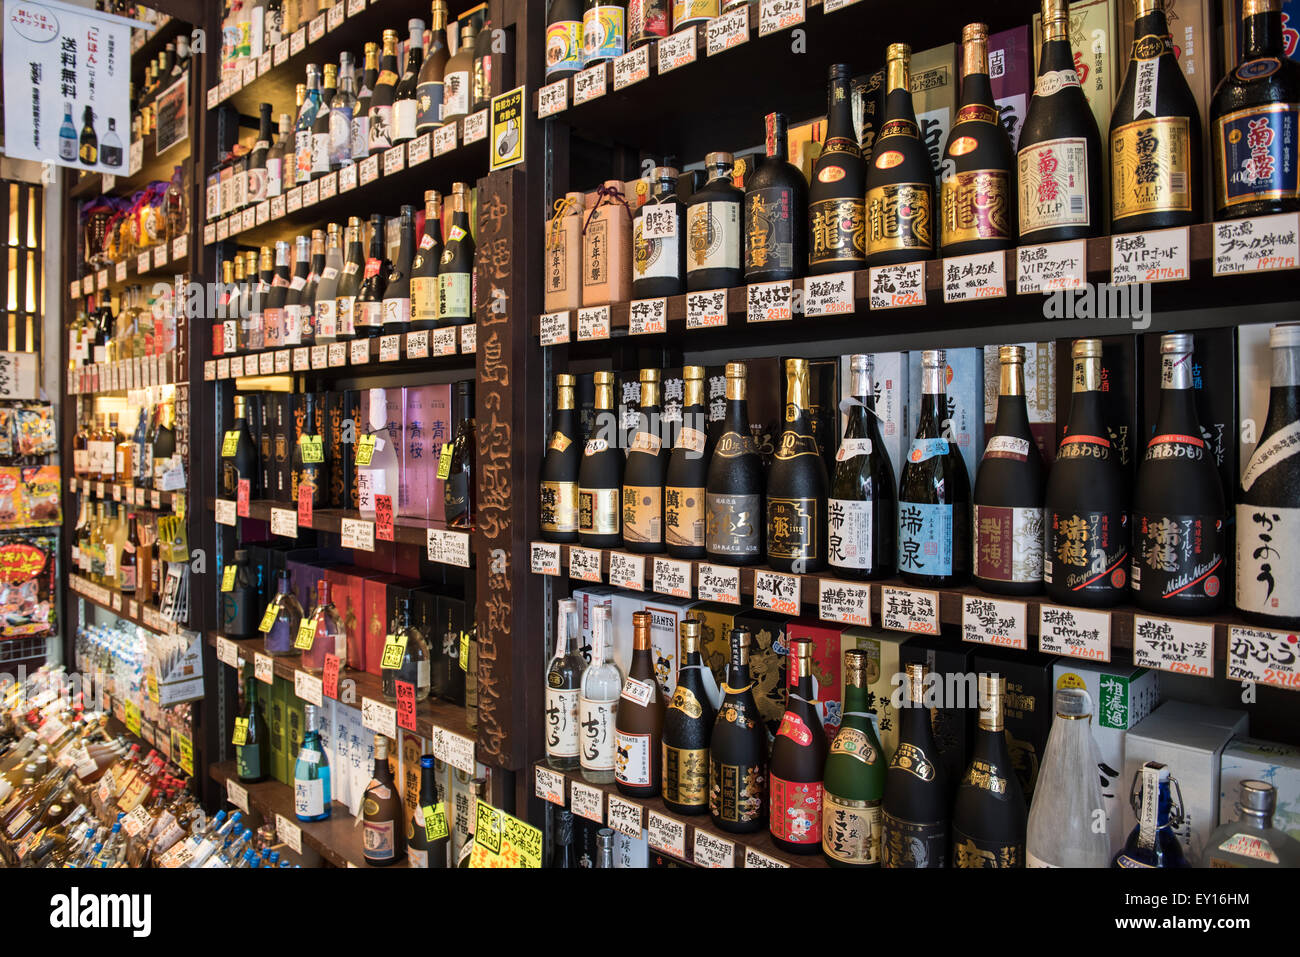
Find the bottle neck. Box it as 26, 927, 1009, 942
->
1153, 351, 1201, 436
993, 363, 1032, 438
1242, 7, 1284, 59
1263, 345, 1300, 436
825, 75, 856, 147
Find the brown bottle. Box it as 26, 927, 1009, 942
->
363, 735, 405, 865
614, 610, 664, 798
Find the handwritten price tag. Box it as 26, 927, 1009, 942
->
329, 342, 347, 366
538, 80, 567, 117
652, 557, 692, 598
573, 64, 607, 104
341, 518, 375, 552
569, 546, 603, 582
686, 288, 728, 329
803, 272, 855, 316
818, 578, 872, 627
534, 766, 565, 805
350, 337, 370, 364
359, 154, 380, 185
1213, 213, 1300, 275
880, 586, 940, 635
707, 5, 749, 56
338, 163, 358, 192
628, 297, 667, 335
607, 795, 643, 838
1133, 615, 1214, 677
322, 656, 340, 698
531, 541, 561, 575
962, 595, 1028, 650
268, 506, 297, 539
405, 330, 429, 359
380, 334, 401, 362
1038, 605, 1111, 662
759, 0, 804, 37
226, 779, 249, 814
375, 494, 394, 541
570, 781, 603, 822
943, 251, 1008, 302
311, 344, 329, 369
361, 696, 397, 739
613, 44, 650, 90
259, 351, 274, 374
576, 305, 610, 340
460, 324, 477, 354
868, 262, 926, 309
658, 27, 697, 74
753, 570, 800, 616
216, 637, 239, 668
463, 110, 487, 144
744, 846, 789, 868
215, 499, 237, 527
275, 814, 302, 854
747, 280, 792, 322
1226, 625, 1300, 690
1111, 227, 1189, 286
696, 563, 740, 604
295, 670, 323, 707
693, 829, 736, 867
1017, 240, 1087, 294
406, 133, 431, 166
647, 811, 686, 858
383, 144, 406, 176
540, 311, 571, 345
395, 680, 417, 732
433, 123, 457, 155
608, 552, 646, 590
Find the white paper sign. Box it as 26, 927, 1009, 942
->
226, 779, 249, 813
613, 44, 650, 89
530, 541, 561, 575
943, 251, 1008, 302
753, 570, 800, 616
628, 297, 667, 335
569, 546, 602, 582
868, 262, 927, 309
608, 552, 645, 591
340, 518, 375, 551
962, 596, 1028, 650
1227, 625, 1300, 691
652, 557, 692, 598
573, 64, 607, 104
686, 288, 728, 329
538, 80, 567, 117
254, 652, 274, 685
540, 311, 571, 346
707, 6, 749, 56
1213, 213, 1300, 275
361, 696, 397, 739
534, 766, 565, 805
606, 795, 642, 838
1016, 240, 1087, 294
880, 586, 940, 635
692, 829, 735, 867
803, 272, 855, 317
294, 670, 324, 706
270, 507, 298, 538
570, 781, 603, 822
647, 811, 686, 858
696, 563, 740, 604
1038, 605, 1111, 662
1111, 227, 1189, 285
275, 814, 303, 854
577, 305, 610, 340
658, 28, 696, 73
1133, 615, 1214, 678
818, 579, 872, 627
746, 280, 793, 322
215, 498, 237, 527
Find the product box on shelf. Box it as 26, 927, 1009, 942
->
783, 618, 847, 735
400, 383, 452, 522
640, 595, 703, 699
1219, 737, 1300, 843
1054, 334, 1141, 487
973, 647, 1058, 801
327, 700, 351, 812
908, 347, 985, 484
1052, 658, 1160, 852
840, 626, 910, 763
746, 356, 783, 470
285, 692, 306, 778
733, 607, 791, 740
345, 706, 374, 816
323, 564, 366, 672
326, 389, 360, 511
258, 394, 274, 498
839, 351, 909, 482
433, 594, 469, 705
1123, 700, 1248, 864
274, 393, 294, 503
983, 341, 1058, 464
362, 574, 398, 678
989, 24, 1032, 149
270, 674, 290, 785
909, 41, 958, 194
900, 636, 975, 798
409, 587, 442, 690
689, 601, 738, 689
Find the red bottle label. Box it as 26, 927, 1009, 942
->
776, 711, 812, 747
769, 774, 823, 845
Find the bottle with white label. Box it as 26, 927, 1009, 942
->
1026, 688, 1111, 868
614, 610, 664, 797
829, 354, 897, 579
686, 152, 742, 291
632, 167, 685, 298
1204, 781, 1300, 867
438, 182, 475, 324
334, 216, 364, 337
1237, 322, 1300, 627
973, 345, 1045, 595
313, 222, 343, 342
546, 599, 585, 770
579, 605, 621, 784
358, 387, 399, 517
293, 704, 331, 822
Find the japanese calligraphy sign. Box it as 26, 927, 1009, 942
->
1227, 625, 1300, 691
1133, 615, 1213, 677
4, 0, 133, 173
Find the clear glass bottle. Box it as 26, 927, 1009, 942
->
545, 598, 584, 771
261, 572, 304, 656
380, 597, 431, 702
578, 604, 621, 784
293, 704, 330, 822
1205, 781, 1300, 868
301, 580, 346, 674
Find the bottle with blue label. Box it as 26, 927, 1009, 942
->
1210, 0, 1300, 219
1112, 761, 1188, 868
897, 349, 971, 586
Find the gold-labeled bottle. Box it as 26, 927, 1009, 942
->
540, 374, 581, 542
766, 358, 828, 573
665, 366, 711, 559
662, 619, 715, 815
622, 368, 666, 552
865, 44, 934, 266
578, 371, 622, 547
809, 64, 867, 272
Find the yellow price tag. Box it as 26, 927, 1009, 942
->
459, 631, 470, 672
258, 604, 278, 633
124, 700, 141, 735
231, 717, 249, 746
422, 803, 448, 842
294, 618, 318, 650
380, 634, 408, 670
175, 492, 186, 522
504, 815, 543, 868
221, 430, 240, 457
299, 434, 325, 464
174, 731, 194, 776
436, 442, 454, 480
474, 799, 504, 854
221, 566, 237, 592
355, 434, 376, 467
146, 672, 159, 704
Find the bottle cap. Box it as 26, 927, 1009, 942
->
683, 365, 705, 380
1072, 338, 1103, 359
999, 345, 1026, 363
1239, 780, 1276, 814
828, 63, 851, 80
1270, 322, 1300, 348
555, 373, 576, 386
705, 151, 734, 168
962, 22, 989, 41
843, 648, 870, 687
652, 166, 679, 181
1053, 687, 1093, 719
921, 348, 946, 367
725, 361, 746, 378
850, 354, 871, 373
420, 754, 435, 769
632, 610, 652, 649
593, 370, 615, 385
1160, 332, 1194, 354
886, 42, 911, 59
639, 368, 660, 384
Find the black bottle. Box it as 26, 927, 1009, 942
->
705, 362, 764, 566
686, 151, 742, 291
881, 663, 948, 868
708, 628, 767, 835
541, 374, 581, 543
622, 369, 667, 554
950, 675, 1026, 868
221, 549, 260, 639
578, 370, 622, 548
444, 381, 476, 528
865, 44, 935, 266
355, 214, 389, 337
665, 366, 712, 560
810, 64, 867, 274
766, 358, 828, 573
745, 113, 807, 283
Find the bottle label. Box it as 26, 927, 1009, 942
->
236, 744, 261, 779
350, 114, 369, 160
356, 300, 383, 330
382, 297, 411, 328
329, 108, 353, 167
1236, 503, 1300, 618
809, 197, 867, 266
769, 774, 823, 845
579, 487, 620, 536
315, 299, 336, 338
1111, 117, 1193, 219
614, 729, 653, 786
706, 491, 762, 559
983, 435, 1031, 461
665, 486, 706, 548
710, 758, 765, 824
686, 200, 741, 272
952, 828, 1023, 868
633, 216, 681, 282
897, 501, 953, 576
362, 818, 396, 860
545, 21, 583, 77
546, 230, 572, 293
713, 430, 755, 458
411, 276, 438, 322
295, 130, 313, 181
368, 104, 393, 151
622, 485, 662, 543
545, 687, 580, 758
889, 741, 938, 781
312, 130, 331, 174
908, 437, 950, 464
1215, 102, 1300, 209
443, 70, 471, 117
829, 726, 877, 765
1131, 512, 1224, 604
1214, 832, 1281, 864
438, 272, 471, 320
266, 157, 283, 196
415, 80, 445, 129
393, 99, 417, 143
663, 744, 709, 807
540, 480, 579, 534
1034, 68, 1081, 96
1018, 137, 1091, 234
941, 169, 1012, 245
246, 167, 267, 203
672, 1, 717, 25
776, 710, 814, 746
866, 183, 932, 256
955, 103, 1000, 126
1242, 419, 1300, 491
336, 296, 356, 335
629, 0, 668, 42
119, 565, 137, 591
881, 811, 947, 868
822, 793, 882, 865
294, 777, 325, 816
578, 696, 617, 771
766, 496, 819, 562
1045, 508, 1128, 592
973, 504, 1044, 583
668, 683, 704, 719
745, 186, 797, 273
582, 6, 625, 62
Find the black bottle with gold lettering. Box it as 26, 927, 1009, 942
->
1110, 0, 1202, 233
951, 675, 1027, 868
881, 663, 948, 868
662, 618, 715, 816
622, 369, 667, 553
579, 370, 623, 547
709, 628, 767, 834
745, 112, 807, 283
705, 362, 764, 566
540, 374, 581, 543
866, 44, 935, 267
940, 23, 1016, 256
766, 358, 828, 573
809, 64, 867, 275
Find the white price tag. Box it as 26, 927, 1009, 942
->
608, 552, 646, 591
534, 766, 566, 805
350, 337, 370, 364
753, 570, 800, 616
273, 39, 289, 65
1133, 615, 1214, 677
696, 563, 740, 604
115, 260, 127, 282
746, 280, 793, 322
243, 61, 257, 85
270, 507, 298, 538
275, 814, 303, 854
259, 351, 275, 374
437, 729, 476, 774
868, 262, 927, 309
258, 51, 272, 74
341, 518, 375, 551
204, 360, 216, 381
460, 324, 476, 353
647, 811, 686, 858
692, 829, 736, 867
614, 45, 650, 90
295, 670, 324, 706
818, 578, 872, 627
379, 334, 401, 362
427, 529, 471, 568
215, 499, 237, 527
1213, 213, 1300, 275
226, 779, 249, 814
361, 696, 397, 739
658, 27, 697, 74
573, 64, 607, 104
569, 546, 603, 582
138, 251, 152, 274
962, 596, 1028, 650
707, 6, 749, 56
308, 13, 326, 42
329, 342, 347, 367
538, 80, 568, 117
463, 110, 488, 144
302, 180, 319, 207
204, 223, 217, 245
290, 27, 306, 55
540, 311, 571, 345
359, 155, 380, 185
327, 2, 343, 29
577, 305, 611, 340
1111, 227, 1189, 285
286, 187, 302, 213
275, 350, 292, 373
407, 133, 431, 165
431, 327, 457, 356
254, 652, 274, 685
1227, 625, 1300, 690
652, 557, 692, 598
338, 163, 358, 192
207, 85, 220, 109
1016, 240, 1087, 294
570, 781, 603, 823
228, 355, 244, 379
406, 330, 429, 359
1038, 605, 1111, 662
759, 0, 804, 37
383, 144, 406, 176
311, 345, 329, 369
530, 541, 561, 575
217, 637, 240, 668
744, 846, 790, 868
347, 0, 364, 16
943, 250, 1007, 303
122, 806, 153, 838
803, 272, 855, 317
606, 796, 643, 839
293, 347, 310, 371
880, 585, 940, 635
628, 297, 668, 335
434, 123, 457, 155
686, 288, 728, 329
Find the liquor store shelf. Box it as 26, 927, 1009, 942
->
69, 134, 191, 202
535, 220, 1300, 347
70, 573, 186, 637
205, 324, 477, 382
68, 477, 177, 511
530, 541, 1281, 672
209, 761, 407, 868
69, 352, 181, 397
205, 632, 476, 762
532, 763, 824, 869
103, 695, 193, 776
206, 497, 475, 562
71, 245, 190, 301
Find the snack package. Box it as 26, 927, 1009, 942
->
0, 532, 56, 638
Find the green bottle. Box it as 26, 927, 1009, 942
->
822, 649, 885, 867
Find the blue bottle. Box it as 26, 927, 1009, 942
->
1112, 761, 1189, 868
58, 104, 77, 162
293, 703, 331, 821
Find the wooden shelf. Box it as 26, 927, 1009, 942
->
532, 763, 826, 868
209, 760, 408, 868
70, 573, 186, 636
72, 247, 190, 300
67, 477, 177, 512
204, 325, 478, 381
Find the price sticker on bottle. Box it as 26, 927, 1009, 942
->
880, 586, 940, 635
375, 494, 394, 542
1037, 605, 1111, 662
818, 578, 872, 627
257, 602, 279, 633
962, 596, 1028, 650
613, 44, 650, 90
379, 633, 408, 671
608, 552, 646, 591
1016, 240, 1087, 294
759, 0, 804, 36
652, 557, 692, 598
297, 482, 313, 530
530, 541, 561, 575
434, 123, 457, 156
686, 288, 728, 328
569, 546, 603, 582
693, 829, 736, 867
576, 305, 610, 340
943, 250, 1008, 302
747, 280, 793, 322
1213, 213, 1300, 275
395, 680, 418, 732
421, 802, 448, 843
221, 430, 240, 457
607, 795, 643, 839
540, 311, 571, 345
707, 4, 749, 55
868, 262, 927, 309
254, 652, 275, 685
753, 570, 800, 616
215, 498, 238, 527
1111, 227, 1189, 286
629, 297, 668, 335
361, 697, 397, 739
219, 565, 237, 594
573, 64, 607, 104
231, 717, 249, 746
1133, 615, 1214, 677
696, 563, 740, 604
350, 337, 370, 365
341, 518, 375, 552
321, 655, 342, 700
236, 478, 251, 518
436, 441, 454, 480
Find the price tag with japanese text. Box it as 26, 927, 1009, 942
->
577, 305, 610, 340
962, 596, 1028, 650
647, 811, 686, 859
540, 311, 570, 345
383, 144, 405, 176
707, 5, 749, 56
1227, 625, 1299, 690
395, 680, 417, 732
216, 637, 239, 668
803, 272, 855, 317
329, 342, 348, 367
341, 518, 375, 552
254, 652, 274, 685
1134, 616, 1214, 677
696, 563, 740, 604
943, 251, 1007, 302
538, 80, 567, 117
629, 297, 667, 335
753, 570, 800, 616
215, 499, 237, 527
407, 133, 431, 166
759, 0, 804, 36
406, 330, 429, 359
323, 654, 341, 699
350, 337, 370, 364
432, 327, 457, 355
658, 27, 696, 73
236, 478, 250, 517
744, 846, 789, 868
607, 795, 643, 838
434, 123, 457, 155
573, 64, 607, 104
880, 586, 940, 635
1038, 605, 1111, 662
338, 163, 358, 192
294, 618, 318, 651
1111, 227, 1189, 285
1213, 213, 1300, 275
818, 579, 872, 627
868, 262, 926, 309
463, 111, 487, 144
359, 154, 380, 185
226, 779, 249, 814
569, 546, 603, 582
693, 829, 736, 867
375, 494, 394, 542
275, 349, 292, 373
613, 44, 650, 90
747, 280, 793, 323
530, 541, 560, 575
380, 334, 401, 362
270, 507, 297, 539
652, 557, 692, 598
1016, 241, 1086, 294
608, 552, 645, 591
298, 482, 313, 530
311, 344, 329, 369
276, 814, 302, 854
686, 288, 728, 329
295, 670, 323, 707
361, 697, 397, 739
570, 781, 603, 822
535, 766, 565, 805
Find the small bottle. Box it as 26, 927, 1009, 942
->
1205, 781, 1300, 868
101, 118, 124, 168
380, 598, 431, 702
1112, 761, 1188, 868
595, 827, 615, 868
261, 572, 304, 656
293, 704, 330, 822
362, 735, 404, 865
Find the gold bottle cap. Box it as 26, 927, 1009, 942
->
348, 215, 362, 228
886, 42, 911, 59
843, 649, 869, 688
683, 365, 705, 380
425, 188, 442, 204
593, 370, 615, 385
1071, 338, 1103, 359
725, 361, 746, 378
962, 22, 988, 41
383, 28, 399, 42
323, 63, 338, 86
233, 394, 247, 416
999, 345, 1026, 364
1135, 0, 1164, 14
295, 83, 306, 105
1042, 0, 1069, 26
788, 638, 813, 679
680, 617, 701, 653
632, 610, 652, 650
1243, 0, 1281, 14
978, 674, 1005, 731
904, 662, 928, 706
430, 0, 448, 28
555, 373, 576, 387
364, 41, 378, 56
639, 368, 660, 384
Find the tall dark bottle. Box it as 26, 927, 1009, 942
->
263, 240, 291, 348
416, 1, 450, 134
614, 611, 665, 798
951, 674, 1027, 868
809, 64, 867, 274
410, 190, 442, 330
221, 549, 259, 639
438, 183, 475, 325
622, 369, 667, 553
745, 112, 807, 283
282, 234, 310, 346
235, 666, 270, 783
578, 370, 622, 547
221, 394, 259, 498
247, 103, 273, 205
685, 152, 742, 291
709, 628, 767, 834
828, 354, 897, 580
865, 44, 934, 267
355, 214, 389, 336
335, 217, 364, 338
382, 204, 416, 333
1110, 0, 1202, 233
973, 346, 1046, 595
368, 30, 400, 155
665, 366, 712, 559
1018, 0, 1104, 241
768, 638, 828, 856
940, 23, 1016, 256
767, 358, 828, 573
407, 754, 449, 868
291, 393, 326, 510
540, 374, 581, 543
822, 649, 886, 868
705, 362, 764, 566
299, 229, 325, 344
1237, 323, 1300, 627
1210, 0, 1300, 220
444, 381, 476, 528
632, 165, 685, 298
392, 19, 425, 146
897, 350, 971, 587
881, 663, 948, 868
1131, 334, 1226, 614
662, 619, 714, 816
1044, 339, 1130, 606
